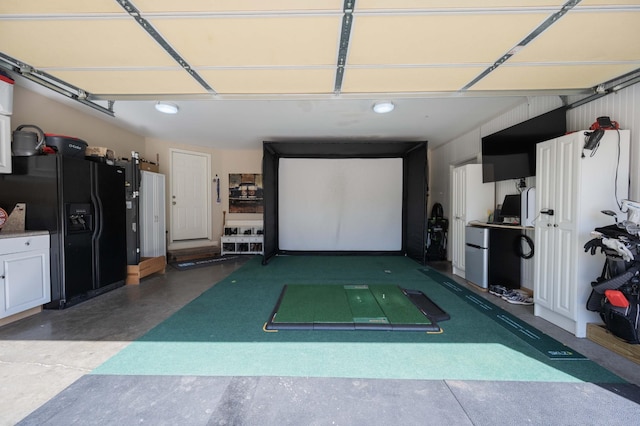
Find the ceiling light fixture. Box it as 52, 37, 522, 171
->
155, 101, 179, 114
372, 101, 394, 114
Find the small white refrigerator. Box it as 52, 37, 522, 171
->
465, 226, 489, 288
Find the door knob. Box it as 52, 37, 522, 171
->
172, 201, 176, 205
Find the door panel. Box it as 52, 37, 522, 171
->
171, 150, 209, 241
92, 163, 126, 289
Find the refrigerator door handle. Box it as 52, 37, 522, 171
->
465, 243, 485, 250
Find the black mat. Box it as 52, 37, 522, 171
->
171, 256, 240, 270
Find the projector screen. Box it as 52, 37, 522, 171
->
278, 158, 403, 251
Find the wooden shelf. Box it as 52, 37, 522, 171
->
126, 256, 166, 285
587, 323, 640, 365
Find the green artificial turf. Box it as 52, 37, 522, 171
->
93, 256, 626, 384
268, 284, 433, 328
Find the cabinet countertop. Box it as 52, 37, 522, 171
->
0, 230, 49, 240
468, 221, 534, 231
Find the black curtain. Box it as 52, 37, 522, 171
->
403, 142, 428, 263
262, 145, 278, 264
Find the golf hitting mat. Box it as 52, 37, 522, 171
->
265, 284, 448, 332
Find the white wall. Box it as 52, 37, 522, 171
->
429, 83, 640, 288
430, 86, 640, 220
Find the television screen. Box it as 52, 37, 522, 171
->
481, 107, 567, 183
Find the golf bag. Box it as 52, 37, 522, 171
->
425, 203, 448, 261
585, 225, 640, 344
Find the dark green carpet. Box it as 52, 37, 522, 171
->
93, 256, 625, 383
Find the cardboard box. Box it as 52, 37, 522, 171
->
140, 161, 159, 173
85, 146, 115, 159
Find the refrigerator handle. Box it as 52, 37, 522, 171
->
91, 168, 103, 242
466, 243, 485, 250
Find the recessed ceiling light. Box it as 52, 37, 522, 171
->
155, 101, 179, 114
372, 101, 395, 114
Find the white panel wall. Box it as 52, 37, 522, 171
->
567, 83, 640, 200
431, 95, 564, 223
429, 84, 640, 290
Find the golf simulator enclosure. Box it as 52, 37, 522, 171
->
265, 284, 447, 332
262, 141, 428, 263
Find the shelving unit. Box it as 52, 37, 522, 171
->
221, 220, 263, 255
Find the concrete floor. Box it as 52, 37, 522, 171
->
0, 258, 638, 425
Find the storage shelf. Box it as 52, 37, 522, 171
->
221, 221, 263, 255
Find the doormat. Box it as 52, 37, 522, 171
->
420, 267, 587, 361
171, 256, 240, 271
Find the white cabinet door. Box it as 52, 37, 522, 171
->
451, 164, 494, 279
451, 166, 466, 275
140, 171, 166, 258
534, 130, 630, 337
0, 237, 50, 319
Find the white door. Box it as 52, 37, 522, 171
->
170, 149, 210, 241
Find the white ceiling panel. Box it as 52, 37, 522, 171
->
342, 66, 486, 93
357, 0, 567, 9
0, 0, 124, 15
511, 11, 640, 63
0, 19, 176, 68
1, 1, 639, 150
47, 69, 209, 95
134, 0, 343, 13
150, 15, 342, 67
470, 63, 640, 91
348, 13, 549, 65
198, 68, 336, 94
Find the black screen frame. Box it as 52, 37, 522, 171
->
262, 141, 428, 265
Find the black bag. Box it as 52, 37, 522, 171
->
600, 299, 639, 344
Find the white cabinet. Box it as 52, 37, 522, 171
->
534, 130, 630, 337
221, 221, 263, 255
451, 164, 495, 278
0, 234, 50, 319
140, 171, 166, 258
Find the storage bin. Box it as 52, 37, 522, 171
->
0, 73, 14, 116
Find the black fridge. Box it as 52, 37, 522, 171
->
0, 154, 127, 308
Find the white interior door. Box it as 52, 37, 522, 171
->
170, 149, 210, 241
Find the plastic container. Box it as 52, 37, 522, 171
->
44, 133, 88, 157
0, 72, 14, 116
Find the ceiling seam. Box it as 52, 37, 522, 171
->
459, 0, 582, 92
114, 0, 216, 95
334, 0, 356, 94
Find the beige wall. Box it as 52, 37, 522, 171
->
12, 85, 264, 252
145, 137, 262, 250
12, 85, 145, 156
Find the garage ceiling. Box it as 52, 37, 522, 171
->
1, 0, 639, 149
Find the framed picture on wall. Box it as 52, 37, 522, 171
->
229, 173, 264, 213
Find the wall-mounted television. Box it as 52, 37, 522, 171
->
481, 107, 567, 183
